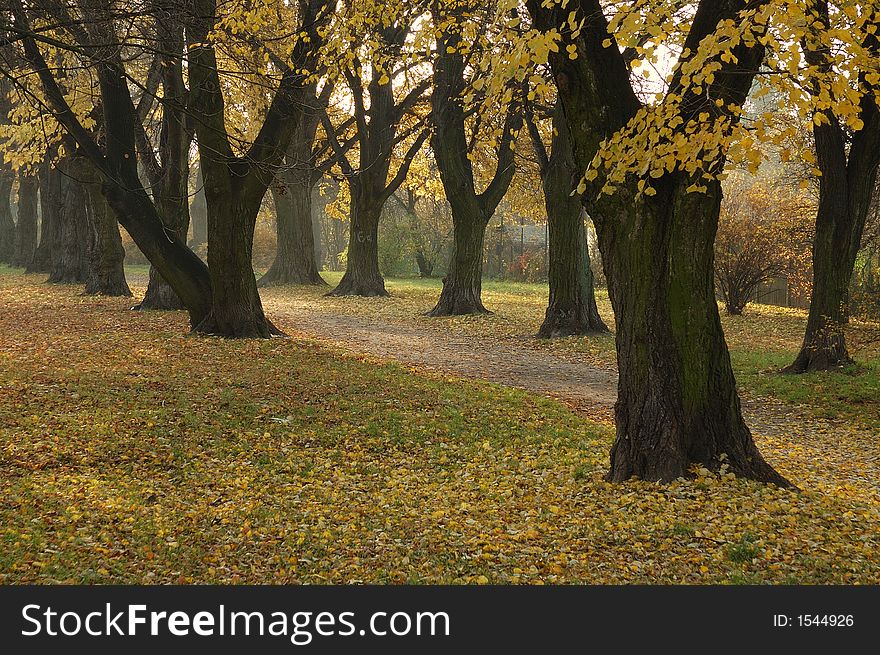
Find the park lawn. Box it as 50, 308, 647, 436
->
0, 270, 879, 584
263, 271, 880, 432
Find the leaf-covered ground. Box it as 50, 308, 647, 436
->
1, 270, 879, 584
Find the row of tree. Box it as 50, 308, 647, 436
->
1, 0, 878, 486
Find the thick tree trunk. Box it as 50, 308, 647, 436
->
0, 169, 15, 264
188, 164, 208, 248
538, 104, 607, 337
327, 193, 386, 296
193, 195, 280, 337
83, 180, 131, 296
592, 182, 788, 485
261, 176, 324, 286
428, 205, 488, 315
415, 250, 433, 277
12, 175, 39, 268
47, 167, 90, 284
27, 162, 62, 273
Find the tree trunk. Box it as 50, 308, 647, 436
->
12, 175, 39, 268
427, 203, 488, 315
47, 165, 90, 283
261, 175, 324, 286
415, 250, 433, 277
591, 181, 788, 485
193, 192, 280, 337
784, 101, 879, 372
0, 169, 15, 264
327, 191, 386, 296
538, 103, 607, 337
188, 164, 208, 248
83, 180, 131, 296
27, 161, 62, 273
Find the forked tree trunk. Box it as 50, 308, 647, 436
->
0, 169, 15, 264
83, 181, 131, 296
27, 162, 62, 273
538, 103, 607, 337
327, 193, 386, 296
592, 182, 787, 485
12, 175, 39, 268
262, 182, 324, 286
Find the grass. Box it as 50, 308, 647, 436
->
1, 269, 879, 584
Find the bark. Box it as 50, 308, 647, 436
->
784, 21, 880, 373
262, 180, 325, 286
537, 102, 608, 338
528, 0, 787, 485
326, 24, 429, 297
132, 13, 190, 312
13, 174, 39, 268
427, 8, 520, 315
186, 0, 329, 336
27, 161, 63, 273
0, 168, 15, 264
260, 98, 324, 287
47, 165, 90, 284
327, 190, 386, 296
83, 175, 131, 296
415, 250, 433, 277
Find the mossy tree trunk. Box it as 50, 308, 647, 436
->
83, 162, 131, 296
528, 0, 788, 485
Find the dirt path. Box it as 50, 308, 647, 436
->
277, 309, 619, 412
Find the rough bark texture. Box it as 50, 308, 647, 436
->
83, 177, 131, 296
27, 161, 63, 273
528, 0, 787, 485
328, 195, 387, 296
0, 168, 15, 264
13, 0, 213, 327
47, 166, 90, 284
260, 101, 324, 287
262, 182, 324, 286
12, 174, 39, 268
784, 23, 880, 373
428, 9, 520, 316
537, 103, 608, 338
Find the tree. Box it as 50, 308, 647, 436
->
12, 172, 37, 267
714, 181, 792, 316
82, 159, 131, 296
185, 0, 332, 334
525, 98, 607, 336
27, 159, 62, 274
259, 84, 331, 287
427, 2, 522, 316
324, 5, 430, 297
783, 3, 880, 372
526, 0, 789, 484
0, 165, 13, 264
